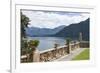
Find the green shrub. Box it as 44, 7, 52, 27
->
28, 40, 39, 47
28, 40, 40, 51
21, 40, 39, 55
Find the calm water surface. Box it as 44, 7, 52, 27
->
27, 37, 66, 51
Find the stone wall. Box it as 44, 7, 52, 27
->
80, 41, 89, 48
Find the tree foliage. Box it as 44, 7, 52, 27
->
21, 12, 30, 38
21, 40, 40, 55
66, 38, 72, 45
28, 40, 39, 48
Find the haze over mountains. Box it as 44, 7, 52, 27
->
26, 18, 89, 41
25, 25, 66, 36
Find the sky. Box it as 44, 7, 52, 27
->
22, 10, 90, 29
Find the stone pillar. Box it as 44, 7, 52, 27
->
67, 44, 71, 54
54, 43, 59, 58
33, 49, 40, 62
78, 42, 80, 48
79, 32, 82, 41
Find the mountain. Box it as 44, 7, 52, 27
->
25, 25, 66, 37
25, 18, 90, 41
53, 18, 90, 41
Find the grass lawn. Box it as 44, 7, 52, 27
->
72, 49, 90, 60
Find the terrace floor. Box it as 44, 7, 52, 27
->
54, 48, 88, 61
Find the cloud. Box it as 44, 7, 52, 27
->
22, 10, 89, 28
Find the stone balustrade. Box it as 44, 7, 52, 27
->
21, 41, 89, 63
39, 42, 80, 62
39, 45, 68, 62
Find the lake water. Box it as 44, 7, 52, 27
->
27, 37, 66, 51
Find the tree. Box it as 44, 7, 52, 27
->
21, 12, 40, 62
21, 12, 30, 38
21, 12, 30, 53
21, 12, 30, 62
